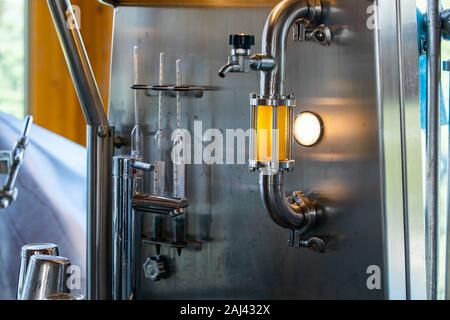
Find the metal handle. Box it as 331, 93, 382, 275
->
0, 116, 33, 209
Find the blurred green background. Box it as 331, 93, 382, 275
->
0, 0, 25, 119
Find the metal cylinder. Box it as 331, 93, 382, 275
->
21, 255, 71, 300
17, 243, 59, 300
426, 0, 441, 301
260, 0, 321, 97
249, 95, 295, 174
112, 156, 142, 300
86, 126, 113, 300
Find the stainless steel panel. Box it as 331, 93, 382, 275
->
107, 1, 424, 299
376, 0, 426, 300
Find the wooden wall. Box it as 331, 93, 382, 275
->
28, 0, 113, 145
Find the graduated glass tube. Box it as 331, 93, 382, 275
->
153, 52, 172, 196
131, 45, 144, 158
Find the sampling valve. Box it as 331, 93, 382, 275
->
218, 34, 275, 78
218, 0, 326, 249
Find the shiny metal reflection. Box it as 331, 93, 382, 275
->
21, 255, 71, 300
44, 293, 85, 300
17, 243, 59, 300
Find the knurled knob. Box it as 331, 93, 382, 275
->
229, 34, 255, 50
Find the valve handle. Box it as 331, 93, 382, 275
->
229, 34, 255, 50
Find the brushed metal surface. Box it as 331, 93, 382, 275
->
107, 1, 424, 299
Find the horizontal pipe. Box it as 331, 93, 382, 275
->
132, 193, 189, 216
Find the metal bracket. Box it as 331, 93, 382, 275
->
294, 22, 332, 46
131, 84, 219, 98
420, 36, 427, 56
142, 236, 203, 257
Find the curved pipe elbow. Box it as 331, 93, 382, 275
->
260, 0, 322, 96
259, 172, 309, 230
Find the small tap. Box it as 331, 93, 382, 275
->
218, 61, 240, 78
218, 34, 255, 78
218, 34, 275, 78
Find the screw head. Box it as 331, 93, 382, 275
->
143, 256, 166, 282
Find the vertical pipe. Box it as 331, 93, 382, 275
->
86, 127, 113, 300
426, 0, 441, 301
260, 0, 320, 97
112, 156, 141, 300
47, 0, 112, 300
445, 60, 450, 300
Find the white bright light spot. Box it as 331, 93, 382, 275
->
294, 112, 323, 147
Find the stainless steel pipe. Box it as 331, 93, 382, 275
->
47, 0, 113, 300
47, 0, 109, 127
86, 126, 113, 300
255, 0, 321, 231
260, 0, 321, 97
259, 173, 305, 229
132, 194, 189, 216
112, 156, 188, 300
112, 156, 143, 300
426, 0, 441, 301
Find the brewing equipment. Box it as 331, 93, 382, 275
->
106, 0, 426, 300
218, 0, 329, 235
112, 155, 188, 300
48, 0, 429, 300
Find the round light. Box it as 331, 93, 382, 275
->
294, 112, 324, 147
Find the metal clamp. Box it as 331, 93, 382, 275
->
1, 116, 33, 209
288, 231, 326, 253
294, 22, 332, 46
